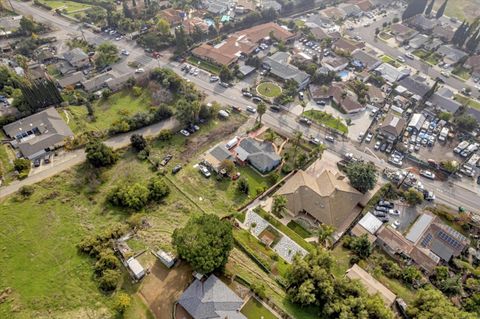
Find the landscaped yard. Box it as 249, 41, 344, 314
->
256, 82, 282, 99
303, 110, 348, 134
452, 66, 472, 80
241, 297, 278, 319
454, 94, 480, 110
287, 220, 313, 238
187, 56, 221, 75
60, 90, 153, 135
380, 55, 400, 67
38, 0, 93, 17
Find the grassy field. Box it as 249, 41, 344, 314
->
303, 110, 348, 134
60, 90, 153, 135
241, 297, 278, 319
257, 82, 282, 98
187, 56, 221, 75
454, 94, 480, 110
380, 55, 400, 67
452, 66, 472, 80
286, 220, 312, 238
434, 0, 480, 22
38, 0, 92, 13
0, 132, 15, 184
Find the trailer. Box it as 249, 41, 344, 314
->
454, 141, 469, 153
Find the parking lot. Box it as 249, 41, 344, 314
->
369, 198, 419, 233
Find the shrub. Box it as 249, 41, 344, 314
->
237, 177, 249, 194
98, 269, 121, 291
107, 183, 150, 210
18, 185, 35, 197
157, 129, 172, 141
148, 177, 170, 201
114, 292, 131, 314
130, 134, 147, 152
132, 85, 142, 97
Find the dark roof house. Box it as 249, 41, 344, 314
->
3, 107, 74, 159
352, 51, 382, 71
178, 275, 246, 319
377, 112, 406, 142
63, 47, 89, 69
235, 138, 281, 173
263, 52, 310, 90
437, 45, 468, 65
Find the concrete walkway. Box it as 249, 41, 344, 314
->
0, 118, 178, 199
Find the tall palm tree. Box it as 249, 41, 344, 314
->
292, 130, 303, 160
318, 224, 335, 248
257, 102, 266, 124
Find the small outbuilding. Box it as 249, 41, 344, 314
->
126, 257, 146, 280
153, 249, 176, 268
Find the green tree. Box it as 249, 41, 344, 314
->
256, 102, 266, 124
438, 111, 452, 121
95, 42, 119, 69
148, 177, 170, 201
85, 139, 118, 167
114, 292, 131, 314
219, 159, 235, 175
271, 195, 287, 217
408, 288, 476, 319
108, 183, 150, 210
401, 265, 422, 286
435, 0, 448, 19
156, 18, 170, 35
172, 214, 234, 274
343, 235, 372, 259
130, 133, 147, 152
237, 177, 249, 195
219, 65, 233, 83
175, 99, 200, 125
317, 224, 335, 247
346, 162, 377, 193
99, 269, 121, 291
404, 188, 424, 206
455, 114, 478, 131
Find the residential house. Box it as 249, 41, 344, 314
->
320, 7, 347, 20
306, 13, 334, 29
322, 56, 349, 72
191, 22, 294, 66
310, 27, 330, 42
377, 112, 406, 142
429, 93, 461, 113
63, 48, 90, 69
204, 0, 231, 15
338, 3, 363, 17
367, 84, 385, 105
27, 63, 48, 81
464, 55, 480, 77
178, 275, 246, 319
106, 72, 134, 91
390, 23, 419, 43
397, 76, 431, 99
353, 0, 374, 12
376, 225, 412, 258
346, 264, 397, 306
262, 52, 310, 90
158, 8, 183, 26
182, 17, 209, 34
262, 0, 282, 11
351, 50, 382, 71
424, 38, 443, 51
374, 63, 410, 83
409, 34, 429, 49
332, 37, 364, 55
310, 83, 364, 113
236, 0, 256, 13
35, 48, 56, 64
235, 138, 281, 173
407, 14, 437, 34
350, 212, 383, 243
437, 45, 468, 65
81, 72, 114, 93
276, 157, 366, 239
432, 24, 455, 43
57, 71, 85, 89
3, 107, 74, 160
309, 84, 331, 103
203, 144, 234, 172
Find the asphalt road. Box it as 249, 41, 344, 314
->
6, 1, 480, 213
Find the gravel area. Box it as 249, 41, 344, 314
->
244, 210, 269, 236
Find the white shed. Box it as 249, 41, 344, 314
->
127, 257, 145, 280
154, 249, 176, 268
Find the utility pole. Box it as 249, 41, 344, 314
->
7, 0, 15, 13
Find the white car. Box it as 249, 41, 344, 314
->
420, 170, 435, 180
391, 220, 400, 229
365, 133, 373, 143
397, 56, 406, 63
246, 106, 257, 113
374, 141, 381, 150
179, 129, 190, 137
388, 209, 400, 216
441, 71, 450, 78
309, 137, 322, 145
325, 135, 335, 143
199, 165, 211, 178
121, 49, 130, 56
405, 53, 414, 59
210, 76, 219, 82
135, 68, 145, 73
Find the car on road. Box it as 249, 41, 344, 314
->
180, 129, 190, 137
199, 165, 211, 178
270, 104, 282, 112
325, 135, 335, 143
420, 170, 435, 180
242, 91, 253, 98
172, 164, 182, 174
441, 71, 450, 77
219, 82, 230, 88
461, 88, 471, 96
209, 75, 219, 82
405, 53, 414, 59
246, 106, 257, 113
374, 141, 381, 150
309, 137, 322, 145
299, 117, 312, 126
121, 49, 130, 56
365, 132, 373, 143
34, 158, 41, 167
252, 96, 262, 103
135, 68, 145, 73
397, 56, 406, 63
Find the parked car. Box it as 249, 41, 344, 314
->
172, 164, 182, 174
252, 96, 262, 103
373, 211, 387, 217
180, 129, 190, 137
420, 170, 435, 180
325, 135, 335, 143
388, 209, 400, 216
298, 91, 304, 100
405, 52, 414, 59
391, 220, 400, 229
44, 154, 52, 164
375, 205, 388, 212
210, 75, 219, 82
299, 117, 312, 126
378, 200, 394, 208
34, 158, 41, 167
135, 68, 145, 73
160, 154, 173, 166
380, 143, 387, 152
199, 165, 211, 178
242, 91, 253, 98
397, 56, 406, 63
246, 106, 257, 113
386, 143, 393, 153
219, 82, 230, 88
365, 133, 373, 143
309, 137, 322, 145
374, 141, 381, 150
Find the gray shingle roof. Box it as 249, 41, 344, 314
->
63, 47, 88, 64
263, 52, 310, 85
178, 275, 246, 319
429, 93, 461, 113
397, 76, 430, 97
236, 138, 281, 173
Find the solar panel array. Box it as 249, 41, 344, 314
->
420, 233, 433, 247
437, 230, 463, 250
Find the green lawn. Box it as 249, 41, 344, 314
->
60, 90, 153, 135
425, 53, 441, 65
412, 49, 430, 59
380, 55, 400, 67
286, 220, 312, 238
303, 110, 348, 134
412, 49, 441, 65
330, 244, 353, 277
256, 82, 282, 98
452, 66, 472, 80
434, 0, 479, 22
38, 0, 91, 12
241, 297, 278, 319
187, 56, 221, 75
454, 94, 480, 110
0, 132, 15, 184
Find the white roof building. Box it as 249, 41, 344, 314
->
358, 212, 383, 235
127, 257, 146, 280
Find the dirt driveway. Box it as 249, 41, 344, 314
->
139, 261, 192, 319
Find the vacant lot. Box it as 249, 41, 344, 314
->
60, 90, 153, 135
303, 110, 348, 134
434, 0, 480, 22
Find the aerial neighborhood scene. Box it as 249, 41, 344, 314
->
3, 0, 480, 317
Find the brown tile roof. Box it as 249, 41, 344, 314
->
409, 246, 440, 273
346, 264, 396, 306
158, 8, 182, 26
192, 43, 238, 66
277, 168, 363, 235
376, 225, 413, 254
182, 17, 209, 34
351, 224, 377, 243
310, 27, 330, 41
237, 0, 256, 11
378, 112, 406, 137
320, 7, 346, 20
234, 22, 295, 43
333, 38, 364, 54
354, 0, 373, 11
330, 83, 363, 113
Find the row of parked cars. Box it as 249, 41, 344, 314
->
372, 200, 401, 228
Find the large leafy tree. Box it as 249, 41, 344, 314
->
404, 188, 424, 206
172, 214, 233, 274
85, 139, 118, 167
455, 114, 478, 132
408, 288, 476, 319
95, 42, 119, 69
346, 162, 377, 193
